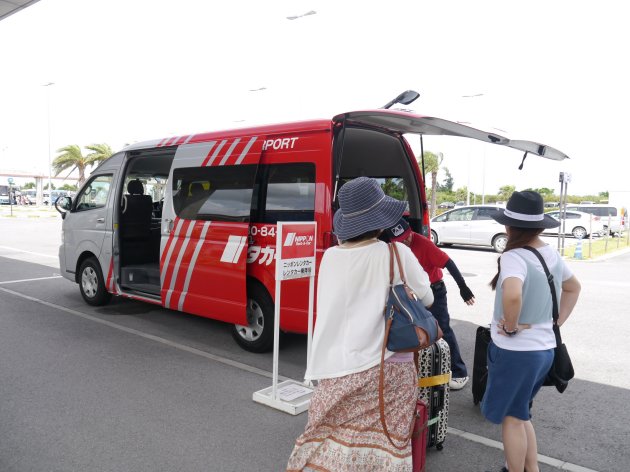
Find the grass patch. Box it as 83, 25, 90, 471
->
563, 234, 630, 259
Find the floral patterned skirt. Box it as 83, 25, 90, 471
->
286, 361, 417, 472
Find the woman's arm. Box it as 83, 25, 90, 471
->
501, 277, 523, 332
558, 275, 581, 326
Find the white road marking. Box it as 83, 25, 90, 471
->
0, 245, 57, 258
0, 285, 286, 382
0, 285, 602, 472
448, 427, 598, 472
0, 275, 62, 285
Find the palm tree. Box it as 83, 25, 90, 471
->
422, 151, 443, 217
53, 143, 113, 188
85, 143, 113, 164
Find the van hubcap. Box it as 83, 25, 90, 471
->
81, 267, 98, 298
235, 298, 264, 342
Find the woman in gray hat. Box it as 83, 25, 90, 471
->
483, 190, 581, 472
286, 177, 434, 471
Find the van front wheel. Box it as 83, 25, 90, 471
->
79, 257, 112, 306
232, 284, 274, 353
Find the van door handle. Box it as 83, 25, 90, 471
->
97, 218, 105, 223
164, 218, 173, 234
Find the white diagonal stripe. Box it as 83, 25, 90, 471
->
174, 141, 216, 162
206, 139, 227, 166
165, 222, 195, 308
234, 136, 258, 164
178, 221, 211, 311
221, 235, 245, 263
160, 219, 184, 287
231, 236, 247, 263
218, 138, 241, 165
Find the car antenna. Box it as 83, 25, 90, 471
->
381, 90, 420, 109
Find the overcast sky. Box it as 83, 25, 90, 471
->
1, 0, 628, 196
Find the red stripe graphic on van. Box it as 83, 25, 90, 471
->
177, 220, 211, 312
202, 139, 227, 166
160, 218, 186, 291
233, 136, 258, 165
106, 257, 114, 292
164, 220, 196, 309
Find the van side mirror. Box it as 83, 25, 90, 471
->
55, 196, 72, 217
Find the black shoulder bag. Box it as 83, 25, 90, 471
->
523, 246, 575, 393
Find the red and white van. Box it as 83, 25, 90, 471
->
56, 109, 568, 352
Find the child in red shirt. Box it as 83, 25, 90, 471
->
384, 218, 475, 390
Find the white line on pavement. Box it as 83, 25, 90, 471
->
0, 275, 62, 285
448, 427, 599, 472
0, 286, 287, 382
0, 285, 600, 472
0, 245, 58, 258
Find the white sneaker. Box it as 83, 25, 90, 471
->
449, 376, 469, 390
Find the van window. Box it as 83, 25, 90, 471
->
259, 163, 315, 223
75, 175, 113, 211
173, 165, 257, 222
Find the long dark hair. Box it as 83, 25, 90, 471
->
490, 227, 544, 290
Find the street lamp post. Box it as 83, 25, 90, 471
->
43, 82, 55, 205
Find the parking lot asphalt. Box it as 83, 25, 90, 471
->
1, 218, 628, 471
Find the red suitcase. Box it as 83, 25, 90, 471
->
412, 399, 428, 472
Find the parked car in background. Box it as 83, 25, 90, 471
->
545, 210, 606, 238
564, 204, 627, 234
544, 201, 559, 208
438, 201, 455, 209
454, 201, 466, 207
43, 190, 69, 205
430, 205, 507, 252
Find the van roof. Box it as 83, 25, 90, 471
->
124, 109, 570, 161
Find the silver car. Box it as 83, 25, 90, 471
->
430, 205, 507, 252
544, 210, 606, 238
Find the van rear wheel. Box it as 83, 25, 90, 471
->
79, 257, 111, 306
232, 284, 274, 353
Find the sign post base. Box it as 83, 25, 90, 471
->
253, 380, 313, 415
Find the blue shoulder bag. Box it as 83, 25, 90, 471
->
383, 243, 442, 352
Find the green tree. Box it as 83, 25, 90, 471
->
497, 185, 515, 201
58, 183, 78, 191
53, 143, 113, 187
85, 143, 114, 164
454, 186, 468, 202
439, 167, 454, 192
22, 181, 36, 189
44, 182, 56, 190
422, 151, 443, 217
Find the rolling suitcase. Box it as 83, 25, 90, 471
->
472, 325, 491, 405
417, 338, 451, 450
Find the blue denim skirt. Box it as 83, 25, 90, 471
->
481, 342, 554, 424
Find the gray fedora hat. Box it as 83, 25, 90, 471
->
333, 177, 407, 240
492, 190, 560, 229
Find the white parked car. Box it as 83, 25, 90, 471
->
544, 210, 606, 238
430, 205, 507, 252
564, 204, 627, 234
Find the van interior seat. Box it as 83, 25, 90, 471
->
121, 179, 154, 240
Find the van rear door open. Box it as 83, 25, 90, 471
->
159, 136, 265, 325
334, 110, 570, 161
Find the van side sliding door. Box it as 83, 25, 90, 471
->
159, 136, 264, 324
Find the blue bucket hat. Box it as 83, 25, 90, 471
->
333, 177, 407, 241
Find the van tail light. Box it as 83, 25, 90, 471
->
323, 231, 338, 249
422, 208, 431, 233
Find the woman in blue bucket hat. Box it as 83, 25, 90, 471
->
287, 177, 434, 471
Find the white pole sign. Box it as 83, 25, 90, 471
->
252, 221, 317, 415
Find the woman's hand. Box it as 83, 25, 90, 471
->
496, 318, 531, 336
